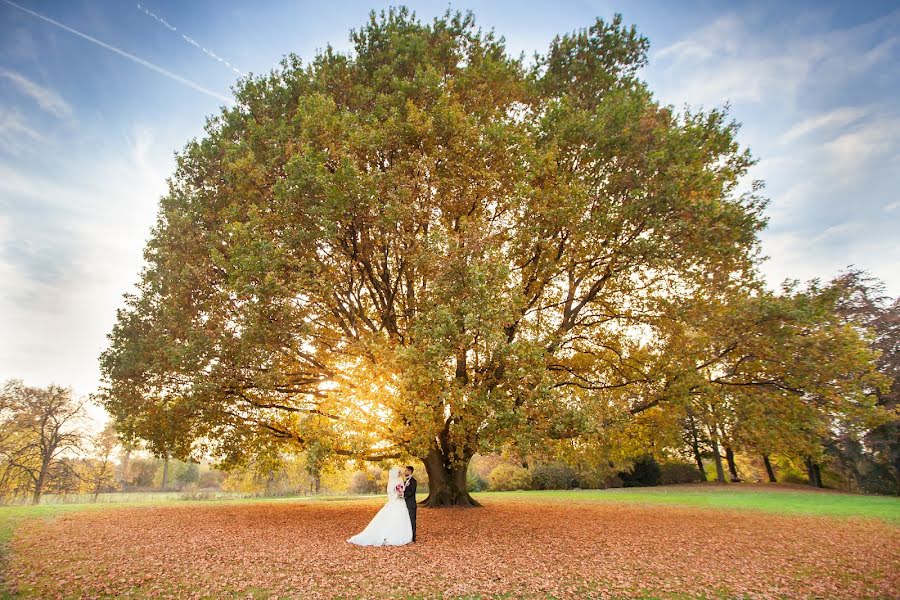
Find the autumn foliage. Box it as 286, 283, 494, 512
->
95, 6, 893, 511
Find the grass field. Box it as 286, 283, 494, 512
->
1, 484, 897, 598
478, 484, 900, 521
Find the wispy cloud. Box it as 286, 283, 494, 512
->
655, 15, 742, 63
651, 9, 900, 109
0, 68, 72, 118
0, 108, 49, 155
813, 221, 865, 242
1, 0, 232, 104
651, 14, 810, 106
648, 6, 900, 298
824, 114, 900, 175
137, 2, 245, 76
779, 107, 868, 144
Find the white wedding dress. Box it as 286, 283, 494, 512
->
347, 467, 413, 546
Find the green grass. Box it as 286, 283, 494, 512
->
473, 484, 900, 522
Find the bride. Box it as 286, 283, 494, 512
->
347, 466, 413, 546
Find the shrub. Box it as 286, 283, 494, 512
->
603, 474, 624, 488
659, 462, 704, 485
174, 462, 200, 489
769, 455, 809, 484
575, 463, 623, 489
470, 454, 505, 481
618, 455, 661, 487
487, 464, 530, 491
530, 462, 577, 490
348, 469, 384, 494
467, 468, 488, 492
198, 469, 224, 489
854, 461, 897, 495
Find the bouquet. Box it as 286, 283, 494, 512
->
394, 482, 405, 499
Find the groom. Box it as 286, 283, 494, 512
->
402, 465, 417, 542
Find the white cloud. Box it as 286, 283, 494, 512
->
824, 114, 900, 175
0, 123, 170, 398
813, 221, 864, 242
650, 14, 813, 107
650, 9, 900, 110
0, 107, 49, 155
0, 215, 26, 295
655, 15, 742, 63
648, 7, 900, 298
760, 227, 900, 294
779, 107, 868, 144
0, 68, 72, 118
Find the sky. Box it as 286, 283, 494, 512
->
1, 0, 899, 410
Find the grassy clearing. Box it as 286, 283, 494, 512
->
1, 483, 896, 547
1, 484, 895, 594
474, 483, 900, 522
5, 492, 897, 599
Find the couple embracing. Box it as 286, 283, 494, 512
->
347, 465, 418, 546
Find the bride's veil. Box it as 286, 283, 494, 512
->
386, 467, 401, 499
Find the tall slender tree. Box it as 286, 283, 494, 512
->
830, 270, 900, 493
661, 277, 891, 489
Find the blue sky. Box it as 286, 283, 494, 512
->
1, 0, 899, 401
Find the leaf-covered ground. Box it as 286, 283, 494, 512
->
6, 495, 899, 599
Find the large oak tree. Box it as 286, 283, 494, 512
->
99, 8, 774, 506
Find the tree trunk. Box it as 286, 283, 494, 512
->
420, 447, 480, 508
710, 438, 726, 484
161, 457, 170, 490
693, 450, 707, 481
805, 457, 823, 488
92, 473, 103, 502
891, 439, 900, 496
725, 447, 741, 482
762, 454, 777, 483
686, 414, 707, 481
93, 455, 110, 502
32, 455, 51, 505
119, 449, 132, 488
813, 462, 823, 488
32, 475, 44, 505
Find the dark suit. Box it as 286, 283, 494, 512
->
403, 476, 417, 541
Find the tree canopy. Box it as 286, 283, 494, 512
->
97, 7, 888, 505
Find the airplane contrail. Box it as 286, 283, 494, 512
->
137, 3, 244, 76
1, 0, 232, 104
